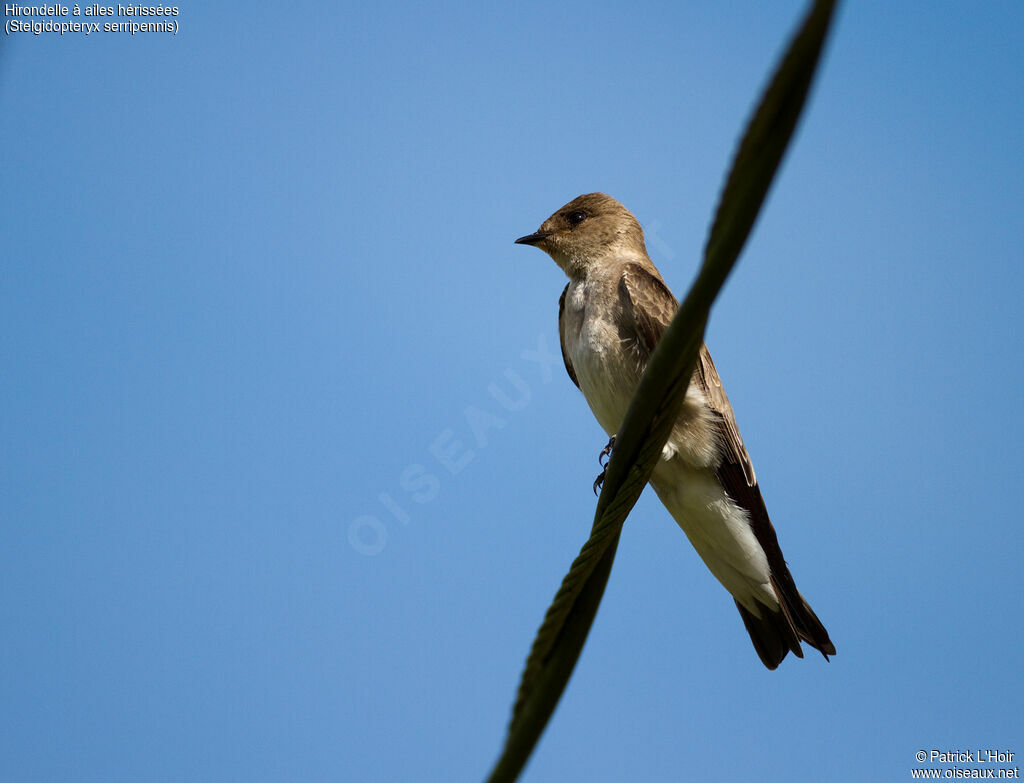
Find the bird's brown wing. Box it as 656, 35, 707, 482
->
617, 263, 678, 360
557, 283, 580, 389
619, 263, 834, 667
695, 346, 835, 665
695, 346, 757, 486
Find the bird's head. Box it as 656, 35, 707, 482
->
515, 193, 647, 280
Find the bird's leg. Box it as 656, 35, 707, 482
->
592, 435, 616, 495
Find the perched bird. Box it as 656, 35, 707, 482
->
515, 192, 834, 669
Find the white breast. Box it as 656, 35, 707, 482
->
564, 280, 640, 438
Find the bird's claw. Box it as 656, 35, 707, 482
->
592, 435, 616, 495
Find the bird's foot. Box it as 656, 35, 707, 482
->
592, 435, 616, 495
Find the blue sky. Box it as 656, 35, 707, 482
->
2, 2, 1022, 781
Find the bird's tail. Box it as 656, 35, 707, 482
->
736, 577, 835, 670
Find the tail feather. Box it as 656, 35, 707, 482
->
736, 579, 835, 670
736, 601, 795, 670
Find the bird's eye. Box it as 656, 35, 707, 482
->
567, 210, 587, 226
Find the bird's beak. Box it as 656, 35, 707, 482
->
514, 231, 549, 246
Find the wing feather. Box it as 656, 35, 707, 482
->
617, 263, 677, 360
557, 283, 580, 390
696, 346, 835, 660
620, 264, 834, 662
